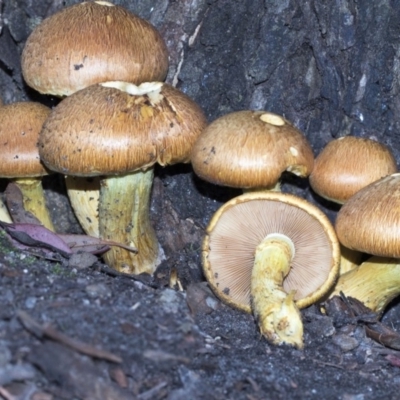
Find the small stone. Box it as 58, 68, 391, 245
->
68, 252, 98, 269
25, 296, 37, 309
186, 282, 221, 315
158, 288, 182, 314
85, 283, 111, 299
332, 334, 359, 352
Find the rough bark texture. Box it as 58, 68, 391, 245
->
2, 0, 399, 216
1, 1, 400, 398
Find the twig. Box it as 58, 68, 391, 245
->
0, 386, 17, 400
138, 382, 168, 400
17, 310, 122, 363
311, 358, 345, 370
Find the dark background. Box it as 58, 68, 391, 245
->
1, 1, 400, 398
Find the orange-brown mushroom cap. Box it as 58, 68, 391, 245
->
335, 173, 400, 258
38, 81, 207, 176
0, 102, 51, 178
21, 1, 169, 96
310, 136, 397, 204
202, 191, 340, 313
191, 111, 314, 189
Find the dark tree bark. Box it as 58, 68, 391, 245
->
1, 0, 399, 260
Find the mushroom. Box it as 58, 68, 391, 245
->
0, 102, 54, 230
21, 1, 169, 96
203, 191, 340, 348
64, 176, 100, 238
0, 98, 12, 222
21, 1, 170, 237
309, 136, 397, 274
310, 136, 396, 204
191, 111, 314, 191
38, 81, 207, 275
332, 173, 400, 313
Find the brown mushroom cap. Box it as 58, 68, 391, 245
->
21, 1, 169, 96
0, 102, 51, 178
310, 136, 397, 204
39, 81, 207, 176
191, 111, 314, 189
335, 173, 400, 257
203, 191, 340, 313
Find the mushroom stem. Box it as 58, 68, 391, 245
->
331, 256, 400, 314
14, 178, 54, 231
339, 244, 363, 275
99, 169, 160, 275
243, 181, 281, 193
250, 233, 303, 349
65, 176, 100, 237
0, 198, 12, 223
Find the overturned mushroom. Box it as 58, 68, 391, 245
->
203, 191, 340, 348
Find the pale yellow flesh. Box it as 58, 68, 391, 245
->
15, 178, 55, 231
251, 235, 303, 349
0, 198, 12, 223
331, 256, 400, 313
339, 244, 363, 275
65, 176, 100, 237
99, 169, 159, 275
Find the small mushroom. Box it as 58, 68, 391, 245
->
310, 136, 397, 274
21, 1, 169, 96
0, 97, 12, 222
0, 102, 54, 230
191, 111, 314, 191
203, 191, 340, 348
39, 81, 207, 275
333, 173, 400, 313
310, 136, 396, 204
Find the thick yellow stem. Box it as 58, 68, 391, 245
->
99, 170, 160, 275
0, 198, 12, 223
243, 181, 281, 193
65, 176, 100, 237
331, 256, 400, 313
251, 234, 303, 348
15, 178, 54, 231
339, 244, 363, 275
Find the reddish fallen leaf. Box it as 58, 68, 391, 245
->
0, 221, 72, 257
386, 354, 400, 368
0, 221, 137, 259
1, 183, 137, 258
5, 182, 43, 225
59, 234, 137, 254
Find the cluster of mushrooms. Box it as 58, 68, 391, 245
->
1, 1, 399, 350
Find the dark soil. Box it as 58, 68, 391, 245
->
2, 176, 400, 400
2, 1, 400, 399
